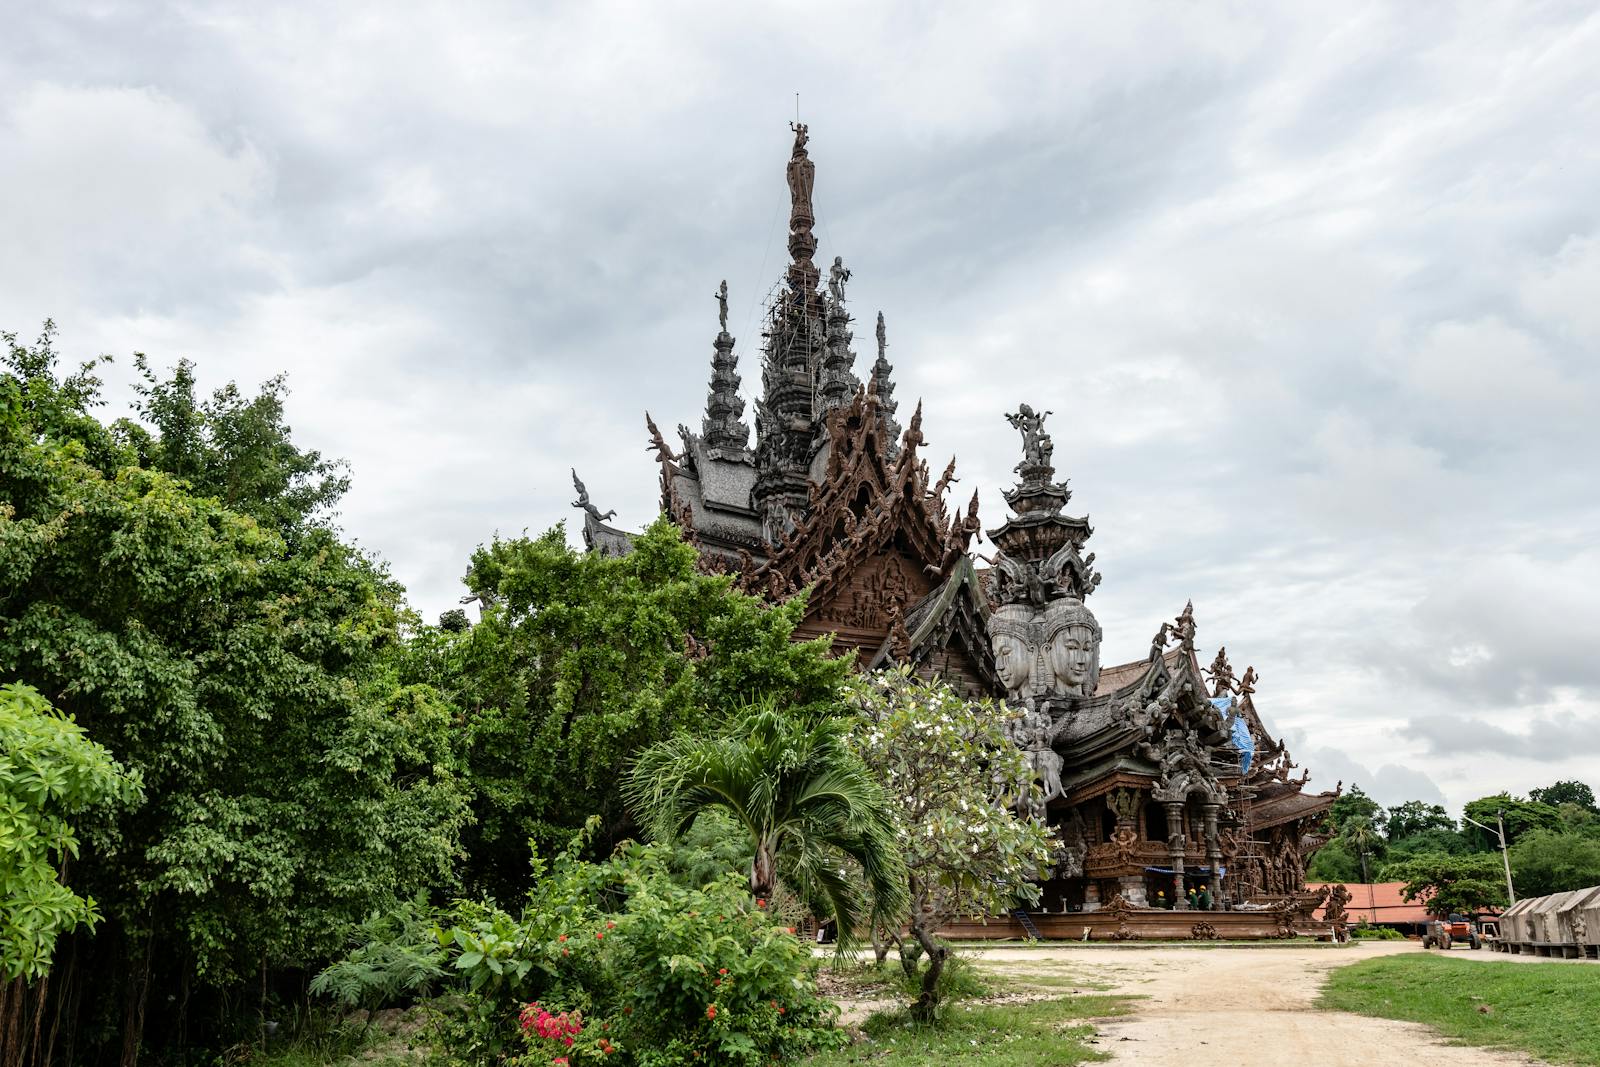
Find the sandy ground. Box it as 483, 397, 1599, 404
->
959, 941, 1556, 1066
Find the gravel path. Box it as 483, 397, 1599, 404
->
963, 941, 1549, 1066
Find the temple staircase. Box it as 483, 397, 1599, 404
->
1010, 909, 1044, 940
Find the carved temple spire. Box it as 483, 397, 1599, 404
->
817, 257, 859, 417
870, 310, 901, 449
703, 280, 750, 452
784, 122, 820, 299
754, 123, 828, 542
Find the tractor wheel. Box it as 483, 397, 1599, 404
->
1441, 934, 1453, 950
1470, 935, 1482, 950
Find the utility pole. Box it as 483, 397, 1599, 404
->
1463, 810, 1516, 905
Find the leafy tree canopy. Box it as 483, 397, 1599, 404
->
2, 323, 471, 1054
397, 520, 851, 901
1306, 838, 1363, 883
1381, 852, 1507, 917
1462, 794, 1562, 850
1384, 800, 1454, 842
0, 682, 142, 981
1508, 829, 1600, 899
1388, 828, 1473, 859
1528, 780, 1597, 814
1328, 784, 1384, 834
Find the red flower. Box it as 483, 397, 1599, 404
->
785, 927, 796, 934
606, 921, 616, 929
706, 1004, 717, 1020
558, 934, 568, 942
756, 898, 767, 908
718, 968, 728, 975
596, 931, 605, 940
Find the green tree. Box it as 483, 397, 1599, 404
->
1381, 853, 1507, 917
624, 702, 906, 939
1462, 794, 1561, 850
118, 353, 349, 546
1508, 830, 1600, 898
1388, 828, 1472, 859
2, 325, 471, 1058
1384, 800, 1454, 842
0, 683, 142, 982
403, 520, 850, 901
846, 670, 1054, 1022
1328, 784, 1385, 835
1340, 817, 1387, 883
1528, 780, 1597, 814
1306, 838, 1363, 883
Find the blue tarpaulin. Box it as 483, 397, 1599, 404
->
1213, 695, 1254, 774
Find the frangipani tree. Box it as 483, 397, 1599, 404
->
846, 669, 1054, 1022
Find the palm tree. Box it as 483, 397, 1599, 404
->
624, 702, 907, 942
1343, 816, 1384, 884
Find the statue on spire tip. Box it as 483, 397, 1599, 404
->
827, 256, 851, 303
1006, 403, 1055, 471
876, 311, 887, 359
715, 279, 729, 333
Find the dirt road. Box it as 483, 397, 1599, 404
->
965, 941, 1547, 1066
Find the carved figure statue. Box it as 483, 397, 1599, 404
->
1008, 704, 1064, 820
1149, 622, 1171, 662
933, 455, 959, 501
876, 311, 887, 359
570, 469, 616, 522
1172, 599, 1197, 652
1052, 809, 1087, 878
1206, 647, 1237, 696
1326, 883, 1352, 929
1237, 666, 1259, 698
986, 603, 1038, 703
827, 256, 851, 303
1041, 597, 1101, 698
715, 279, 729, 332
1005, 403, 1054, 471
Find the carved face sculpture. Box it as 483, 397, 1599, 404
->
986, 605, 1037, 699
1043, 598, 1101, 697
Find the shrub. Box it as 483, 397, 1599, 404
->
347, 830, 842, 1066
1351, 923, 1407, 941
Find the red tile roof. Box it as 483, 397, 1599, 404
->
1306, 882, 1430, 924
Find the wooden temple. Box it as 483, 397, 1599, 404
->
572, 124, 1338, 938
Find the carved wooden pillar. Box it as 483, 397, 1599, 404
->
1202, 802, 1222, 902
1164, 800, 1188, 910
1084, 880, 1101, 911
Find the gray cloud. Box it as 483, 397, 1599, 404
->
4, 2, 1597, 816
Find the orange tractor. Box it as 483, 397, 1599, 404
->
1421, 914, 1483, 950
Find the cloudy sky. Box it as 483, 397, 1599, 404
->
5, 2, 1597, 817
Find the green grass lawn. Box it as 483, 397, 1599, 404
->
1319, 955, 1600, 1066
805, 995, 1131, 1066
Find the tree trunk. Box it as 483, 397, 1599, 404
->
908, 923, 947, 1024
871, 925, 897, 966
750, 841, 776, 898
896, 935, 923, 979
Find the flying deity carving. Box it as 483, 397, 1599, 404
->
1005, 403, 1054, 474
570, 469, 616, 522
